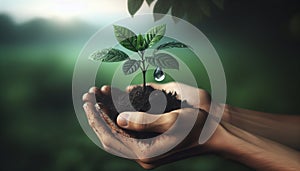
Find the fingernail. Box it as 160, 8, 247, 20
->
117, 113, 129, 127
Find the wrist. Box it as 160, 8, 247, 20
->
216, 121, 300, 171
210, 121, 266, 169
215, 123, 264, 169
201, 123, 233, 155
221, 104, 232, 122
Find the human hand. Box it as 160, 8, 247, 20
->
83, 83, 300, 170
82, 83, 227, 169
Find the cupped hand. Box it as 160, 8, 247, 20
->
82, 83, 227, 169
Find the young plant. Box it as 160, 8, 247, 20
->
89, 24, 188, 90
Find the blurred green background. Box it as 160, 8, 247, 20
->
1, 0, 300, 171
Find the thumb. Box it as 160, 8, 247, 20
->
117, 111, 178, 133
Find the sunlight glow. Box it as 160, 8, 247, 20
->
0, 0, 154, 25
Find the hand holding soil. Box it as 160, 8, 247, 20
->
82, 82, 225, 168
82, 82, 300, 170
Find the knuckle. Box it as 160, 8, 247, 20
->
134, 123, 147, 131
102, 144, 112, 153
82, 93, 90, 102
88, 119, 95, 127
102, 143, 110, 150
82, 93, 96, 103
130, 113, 149, 131
101, 137, 112, 150
88, 86, 98, 93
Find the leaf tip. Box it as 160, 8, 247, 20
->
113, 25, 120, 29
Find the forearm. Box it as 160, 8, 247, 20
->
219, 121, 300, 171
222, 104, 300, 149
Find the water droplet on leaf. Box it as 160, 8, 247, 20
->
154, 67, 165, 82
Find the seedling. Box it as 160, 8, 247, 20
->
89, 24, 188, 90
88, 24, 192, 138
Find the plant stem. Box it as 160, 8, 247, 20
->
142, 70, 146, 89
140, 51, 146, 91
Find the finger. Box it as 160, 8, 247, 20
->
82, 92, 96, 103
87, 85, 125, 104
136, 115, 211, 166
88, 86, 101, 94
125, 85, 138, 92
83, 86, 107, 103
83, 87, 113, 104
89, 85, 116, 97
101, 85, 126, 99
134, 108, 202, 159
100, 85, 110, 94
83, 102, 136, 158
116, 111, 178, 133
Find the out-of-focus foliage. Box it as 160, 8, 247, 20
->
0, 14, 95, 45
128, 0, 300, 30
128, 0, 144, 16
128, 0, 224, 23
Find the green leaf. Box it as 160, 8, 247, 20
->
113, 25, 138, 52
89, 48, 129, 62
153, 0, 172, 21
212, 0, 224, 10
146, 53, 179, 69
156, 41, 188, 51
146, 0, 154, 6
127, 0, 144, 16
122, 59, 141, 75
89, 49, 110, 61
137, 34, 147, 51
144, 24, 166, 48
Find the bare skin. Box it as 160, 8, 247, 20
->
82, 82, 300, 170
222, 105, 300, 150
